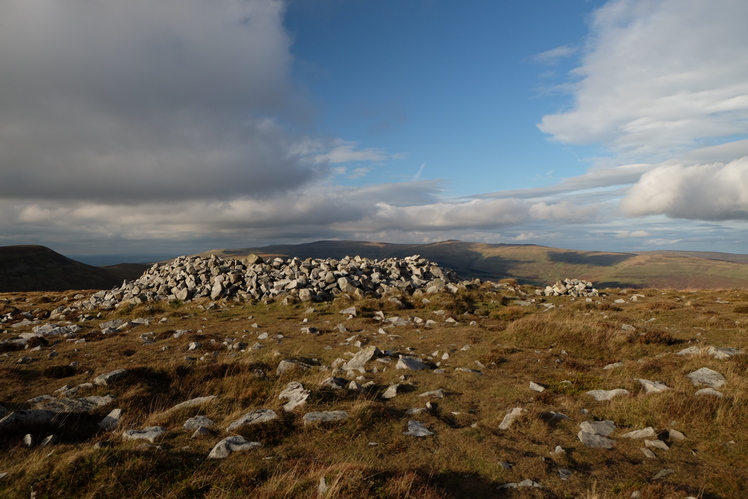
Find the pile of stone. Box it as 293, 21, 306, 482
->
69, 254, 463, 310
539, 278, 598, 297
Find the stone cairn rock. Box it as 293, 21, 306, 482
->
67, 254, 463, 311
540, 278, 599, 297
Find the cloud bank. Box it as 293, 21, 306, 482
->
0, 0, 323, 201
538, 0, 748, 160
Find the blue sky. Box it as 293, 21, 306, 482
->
1, 0, 748, 258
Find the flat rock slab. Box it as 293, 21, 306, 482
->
302, 411, 349, 426
396, 357, 430, 371
687, 367, 726, 388
585, 389, 629, 401
403, 420, 433, 437
33, 395, 115, 413
93, 369, 129, 386
418, 389, 446, 399
122, 426, 167, 443
279, 382, 310, 412
621, 427, 656, 439
208, 436, 261, 459
227, 409, 278, 432
168, 396, 218, 412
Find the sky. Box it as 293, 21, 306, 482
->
2, 0, 748, 261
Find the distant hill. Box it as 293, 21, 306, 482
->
203, 240, 748, 289
0, 245, 148, 292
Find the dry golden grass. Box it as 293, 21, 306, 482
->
1, 286, 747, 498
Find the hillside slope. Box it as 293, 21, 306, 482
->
205, 240, 748, 289
0, 246, 147, 292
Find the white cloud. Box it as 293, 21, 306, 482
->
538, 0, 748, 160
534, 45, 577, 64
621, 157, 748, 220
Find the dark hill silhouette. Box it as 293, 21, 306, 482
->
0, 245, 147, 292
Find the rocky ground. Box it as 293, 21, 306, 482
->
1, 256, 747, 498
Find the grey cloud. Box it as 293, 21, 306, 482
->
0, 0, 324, 201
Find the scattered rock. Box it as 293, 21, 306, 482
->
621, 427, 656, 439
499, 479, 542, 489
227, 409, 278, 432
207, 436, 261, 459
343, 345, 382, 372
645, 439, 669, 451
98, 409, 123, 431
578, 420, 616, 449
33, 395, 115, 413
403, 420, 433, 437
687, 367, 726, 388
278, 382, 310, 412
303, 411, 349, 426
585, 389, 629, 401
183, 416, 215, 430
529, 381, 545, 392
499, 408, 527, 430
396, 356, 430, 371
695, 387, 724, 397
122, 426, 167, 443
381, 384, 400, 399
167, 396, 218, 412
638, 379, 670, 393
418, 389, 446, 399
93, 369, 128, 387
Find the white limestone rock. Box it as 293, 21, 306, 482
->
499, 408, 527, 430
227, 409, 278, 432
278, 382, 310, 412
98, 409, 123, 431
621, 427, 656, 439
93, 369, 129, 387
122, 426, 167, 443
302, 411, 349, 426
183, 415, 215, 430
403, 420, 433, 437
396, 356, 430, 371
687, 367, 726, 388
638, 379, 670, 393
585, 389, 629, 401
343, 345, 382, 372
208, 436, 261, 459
